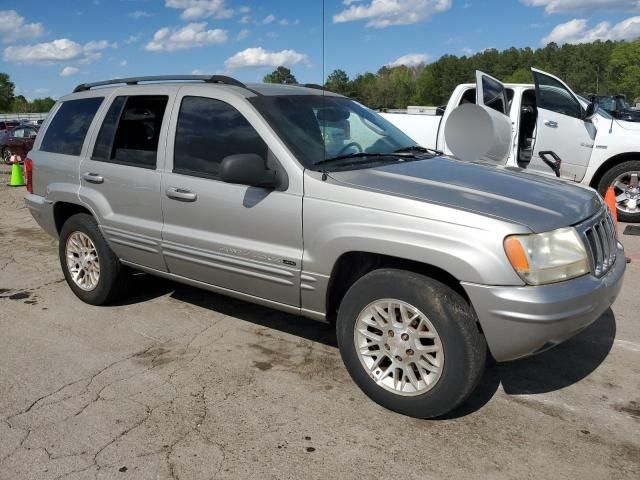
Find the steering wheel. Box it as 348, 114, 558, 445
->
336, 142, 363, 156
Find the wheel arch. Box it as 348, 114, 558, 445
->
53, 202, 93, 234
589, 152, 640, 191
325, 251, 471, 324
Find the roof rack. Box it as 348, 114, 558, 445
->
302, 83, 325, 91
73, 75, 248, 93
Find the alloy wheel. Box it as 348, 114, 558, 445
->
612, 171, 640, 214
65, 232, 101, 291
354, 299, 444, 396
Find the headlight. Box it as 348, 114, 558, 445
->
504, 227, 590, 285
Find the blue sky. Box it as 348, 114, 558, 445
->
1, 0, 639, 99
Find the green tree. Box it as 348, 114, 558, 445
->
0, 73, 15, 112
505, 67, 533, 84
608, 40, 640, 101
263, 66, 297, 84
31, 97, 56, 112
325, 69, 350, 95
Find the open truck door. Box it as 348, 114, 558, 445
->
444, 71, 512, 165
529, 68, 596, 181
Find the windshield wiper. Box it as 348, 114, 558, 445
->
394, 145, 443, 156
314, 151, 416, 167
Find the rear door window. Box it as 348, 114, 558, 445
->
40, 97, 103, 156
92, 95, 168, 169
173, 96, 268, 180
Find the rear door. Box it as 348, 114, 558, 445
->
530, 68, 595, 181
160, 87, 302, 307
475, 71, 509, 116
79, 87, 177, 271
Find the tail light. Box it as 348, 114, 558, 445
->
24, 157, 33, 193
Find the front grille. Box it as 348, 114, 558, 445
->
580, 210, 617, 277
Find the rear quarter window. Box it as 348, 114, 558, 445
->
40, 97, 104, 156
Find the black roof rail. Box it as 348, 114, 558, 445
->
72, 75, 248, 93
302, 83, 325, 90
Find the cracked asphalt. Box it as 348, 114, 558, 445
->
0, 165, 639, 479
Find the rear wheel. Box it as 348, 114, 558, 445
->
59, 213, 125, 305
336, 269, 486, 419
598, 160, 640, 223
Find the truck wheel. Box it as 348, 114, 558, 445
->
59, 213, 125, 305
336, 269, 486, 419
598, 160, 640, 223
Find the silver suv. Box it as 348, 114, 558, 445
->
25, 75, 625, 419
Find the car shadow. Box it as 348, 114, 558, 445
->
114, 273, 616, 418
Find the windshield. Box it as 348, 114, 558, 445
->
249, 95, 417, 170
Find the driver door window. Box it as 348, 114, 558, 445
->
536, 75, 583, 119
173, 96, 268, 180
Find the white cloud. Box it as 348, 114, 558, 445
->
522, 0, 640, 14
0, 10, 45, 43
3, 38, 114, 64
119, 60, 128, 66
60, 66, 80, 77
542, 16, 640, 44
333, 0, 452, 28
124, 34, 140, 44
263, 14, 275, 24
237, 28, 249, 40
145, 23, 227, 52
387, 52, 429, 67
461, 47, 474, 55
224, 47, 308, 69
279, 18, 290, 26
129, 10, 153, 19
165, 0, 234, 20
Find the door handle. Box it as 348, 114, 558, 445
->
166, 187, 197, 202
82, 172, 104, 184
543, 120, 558, 128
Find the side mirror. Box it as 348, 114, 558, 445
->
219, 153, 280, 189
584, 102, 599, 121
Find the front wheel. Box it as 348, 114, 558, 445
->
598, 160, 640, 223
336, 269, 486, 419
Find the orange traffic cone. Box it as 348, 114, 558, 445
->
604, 186, 618, 226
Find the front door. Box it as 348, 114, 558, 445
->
530, 68, 595, 182
79, 88, 176, 271
160, 89, 302, 307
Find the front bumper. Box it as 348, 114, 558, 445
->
462, 243, 626, 362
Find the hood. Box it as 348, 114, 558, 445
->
615, 117, 640, 130
328, 157, 602, 233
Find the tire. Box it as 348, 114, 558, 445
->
597, 160, 640, 223
2, 147, 11, 165
58, 213, 125, 305
336, 269, 486, 419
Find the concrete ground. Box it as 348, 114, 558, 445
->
0, 165, 638, 480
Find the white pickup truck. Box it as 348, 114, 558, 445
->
381, 69, 640, 222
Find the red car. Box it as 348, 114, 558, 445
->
1, 125, 38, 164
0, 121, 19, 132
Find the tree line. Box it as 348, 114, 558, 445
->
264, 39, 640, 109
2, 38, 638, 113
0, 73, 56, 113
